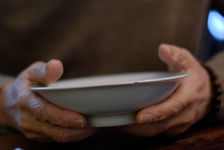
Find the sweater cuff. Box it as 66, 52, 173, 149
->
0, 74, 13, 88
206, 51, 224, 121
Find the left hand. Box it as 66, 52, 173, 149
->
117, 44, 212, 136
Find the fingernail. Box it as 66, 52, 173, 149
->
72, 118, 86, 128
43, 60, 54, 74
42, 61, 51, 75
42, 64, 48, 74
164, 45, 173, 56
45, 59, 54, 71
79, 119, 85, 128
139, 113, 153, 124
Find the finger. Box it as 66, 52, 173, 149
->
41, 124, 96, 143
164, 125, 191, 136
164, 101, 205, 131
117, 121, 166, 137
25, 93, 87, 128
161, 103, 199, 136
118, 108, 192, 137
118, 104, 194, 137
137, 83, 192, 124
20, 112, 96, 143
23, 131, 52, 142
158, 44, 198, 72
134, 102, 199, 136
21, 59, 63, 85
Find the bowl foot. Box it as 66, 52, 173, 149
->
87, 112, 137, 127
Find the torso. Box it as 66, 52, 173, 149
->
0, 0, 210, 78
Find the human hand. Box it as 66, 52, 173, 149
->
0, 60, 96, 142
117, 44, 212, 136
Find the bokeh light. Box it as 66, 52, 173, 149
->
208, 10, 224, 41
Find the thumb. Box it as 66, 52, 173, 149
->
22, 59, 64, 85
158, 44, 197, 72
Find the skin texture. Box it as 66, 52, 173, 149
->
117, 44, 212, 136
0, 60, 96, 142
0, 43, 212, 141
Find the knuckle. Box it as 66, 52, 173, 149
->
196, 93, 205, 102
151, 124, 165, 136
154, 100, 184, 121
18, 117, 30, 131
173, 126, 190, 135
55, 112, 65, 123
24, 133, 37, 140
171, 100, 184, 115
155, 124, 164, 132
19, 121, 27, 130
189, 90, 206, 105
54, 111, 74, 127
33, 105, 45, 121
182, 114, 196, 125
27, 97, 45, 121
17, 93, 30, 110
23, 133, 44, 141
55, 130, 70, 143
169, 107, 180, 117
51, 109, 76, 127
188, 93, 196, 103
189, 113, 197, 122
154, 110, 164, 121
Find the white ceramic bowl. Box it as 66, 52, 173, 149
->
31, 72, 187, 127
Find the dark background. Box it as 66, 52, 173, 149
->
200, 0, 224, 62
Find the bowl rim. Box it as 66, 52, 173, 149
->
30, 72, 188, 91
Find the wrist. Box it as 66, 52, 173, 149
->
0, 80, 14, 127
201, 63, 223, 121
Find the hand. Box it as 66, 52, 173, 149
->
117, 44, 212, 136
0, 60, 96, 142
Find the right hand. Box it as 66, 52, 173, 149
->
0, 59, 96, 142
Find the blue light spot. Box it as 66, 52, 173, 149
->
208, 10, 224, 41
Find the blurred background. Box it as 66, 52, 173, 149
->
0, 0, 223, 78
201, 0, 224, 61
